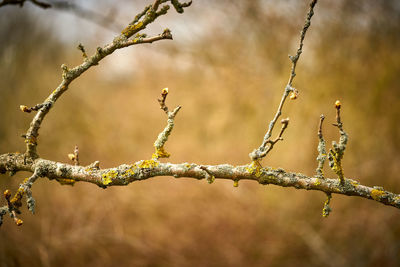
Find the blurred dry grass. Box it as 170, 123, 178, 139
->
1, 0, 400, 266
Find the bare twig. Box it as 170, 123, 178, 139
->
316, 115, 327, 178
19, 103, 45, 113
249, 0, 318, 161
256, 118, 290, 159
119, 29, 173, 49
328, 101, 348, 185
153, 88, 181, 160
22, 0, 191, 159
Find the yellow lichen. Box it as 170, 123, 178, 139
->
315, 178, 321, 186
138, 160, 159, 169
102, 169, 118, 185
152, 146, 170, 160
24, 136, 37, 145
121, 21, 144, 37
245, 161, 263, 178
56, 178, 76, 186
233, 180, 239, 187
184, 163, 192, 169
207, 175, 215, 184
350, 180, 359, 187
371, 189, 386, 201
123, 165, 137, 177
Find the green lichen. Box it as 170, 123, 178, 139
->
102, 169, 118, 185
371, 189, 386, 201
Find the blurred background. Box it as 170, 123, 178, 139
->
1, 0, 400, 266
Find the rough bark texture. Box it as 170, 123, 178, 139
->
1, 153, 399, 209
1, 0, 399, 227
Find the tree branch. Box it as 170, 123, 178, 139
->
0, 153, 399, 212
21, 0, 190, 159
250, 0, 318, 162
1, 0, 399, 227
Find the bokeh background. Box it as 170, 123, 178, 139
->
1, 0, 400, 266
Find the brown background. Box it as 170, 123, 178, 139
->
1, 0, 400, 266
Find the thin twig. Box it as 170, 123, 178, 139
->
22, 0, 190, 158
249, 0, 318, 161
316, 114, 327, 178
153, 88, 181, 160
119, 29, 172, 49
328, 101, 348, 185
258, 118, 290, 158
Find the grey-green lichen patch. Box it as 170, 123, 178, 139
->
55, 163, 72, 178
258, 171, 278, 185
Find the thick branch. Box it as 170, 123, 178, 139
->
1, 153, 399, 210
